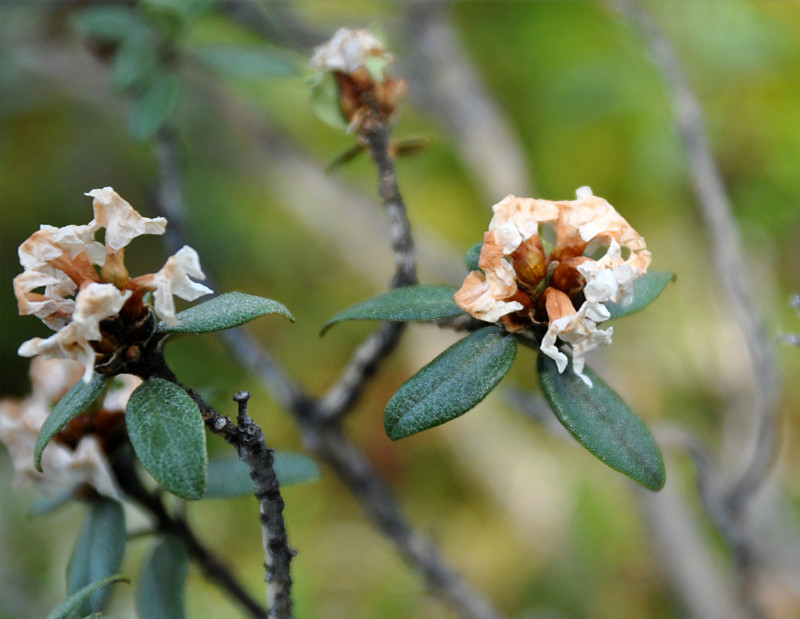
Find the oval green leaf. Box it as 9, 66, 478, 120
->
158, 292, 294, 335
322, 285, 464, 335
112, 34, 158, 92
205, 451, 320, 498
136, 536, 188, 619
464, 242, 483, 272
385, 326, 517, 440
191, 45, 296, 79
72, 6, 147, 43
536, 353, 665, 491
605, 271, 675, 319
35, 373, 109, 472
310, 72, 349, 131
128, 71, 180, 140
126, 379, 207, 500
67, 498, 127, 615
46, 575, 128, 619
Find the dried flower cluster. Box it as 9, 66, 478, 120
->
311, 28, 406, 130
0, 358, 139, 499
13, 187, 212, 381
455, 187, 651, 385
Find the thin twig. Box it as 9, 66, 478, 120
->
152, 127, 505, 619
196, 391, 295, 619
111, 447, 268, 619
608, 1, 781, 614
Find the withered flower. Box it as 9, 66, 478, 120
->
14, 188, 212, 381
455, 187, 651, 385
0, 358, 133, 499
311, 28, 406, 130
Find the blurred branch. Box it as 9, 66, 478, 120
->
112, 447, 268, 619
152, 124, 504, 619
197, 391, 295, 618
399, 0, 534, 201
608, 0, 782, 614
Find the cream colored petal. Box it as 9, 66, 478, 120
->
151, 245, 213, 325
30, 358, 83, 402
18, 224, 104, 271
102, 374, 142, 412
18, 283, 130, 382
87, 187, 167, 251
489, 195, 558, 240
13, 270, 73, 325
542, 300, 614, 387
311, 28, 390, 73
454, 271, 523, 323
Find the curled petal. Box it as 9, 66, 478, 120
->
454, 271, 523, 323
0, 392, 119, 499
18, 283, 131, 382
13, 270, 75, 329
18, 223, 104, 270
489, 195, 558, 240
150, 246, 213, 325
311, 28, 390, 74
87, 187, 167, 251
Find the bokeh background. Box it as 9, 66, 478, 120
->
2, 1, 800, 617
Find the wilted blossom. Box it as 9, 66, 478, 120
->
0, 358, 138, 499
13, 187, 212, 381
311, 28, 406, 130
454, 187, 651, 385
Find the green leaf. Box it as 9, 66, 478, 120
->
464, 242, 483, 272
67, 498, 126, 615
111, 34, 158, 92
136, 536, 188, 619
128, 71, 180, 140
158, 292, 294, 335
46, 575, 127, 619
385, 326, 517, 440
72, 6, 147, 43
126, 379, 207, 500
205, 451, 319, 498
605, 271, 675, 319
35, 374, 109, 472
322, 285, 463, 335
310, 72, 349, 131
536, 353, 665, 491
191, 45, 296, 79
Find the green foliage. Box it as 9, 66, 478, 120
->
605, 271, 675, 319
128, 71, 181, 140
205, 452, 320, 498
536, 354, 665, 491
136, 536, 189, 619
34, 374, 109, 472
463, 242, 483, 272
71, 6, 147, 43
158, 291, 294, 335
322, 285, 464, 334
45, 575, 128, 619
111, 33, 159, 92
67, 498, 127, 615
190, 45, 297, 79
310, 72, 349, 131
126, 379, 207, 500
385, 326, 517, 440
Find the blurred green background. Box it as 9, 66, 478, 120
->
2, 1, 800, 617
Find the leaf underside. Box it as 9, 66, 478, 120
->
136, 536, 188, 619
205, 451, 320, 498
536, 353, 665, 491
